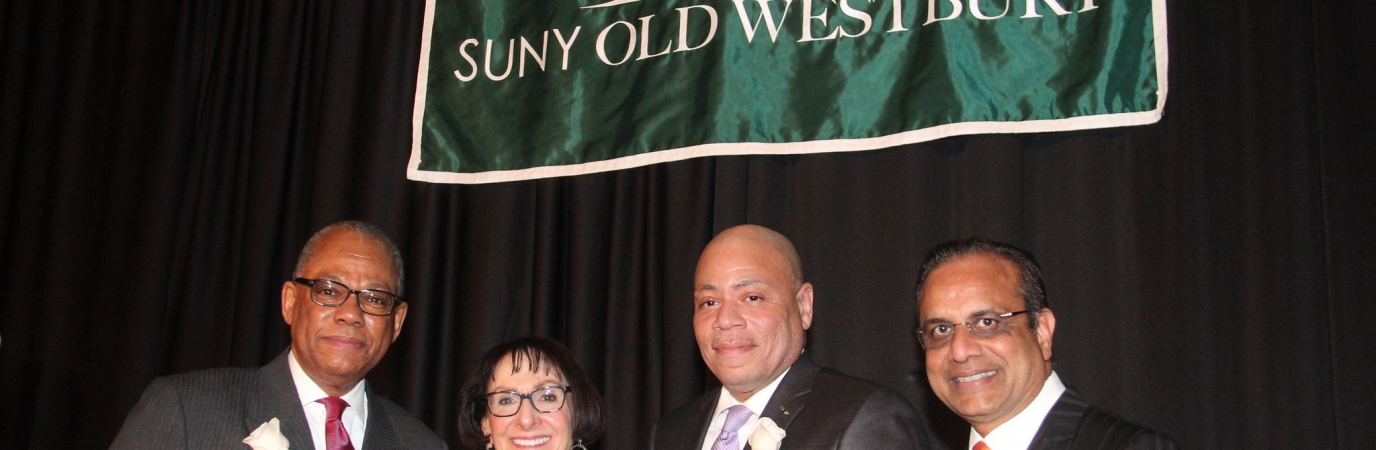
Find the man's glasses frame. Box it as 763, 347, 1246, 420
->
916, 310, 1032, 350
292, 277, 403, 316
484, 386, 572, 417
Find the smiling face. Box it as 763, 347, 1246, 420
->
918, 253, 1055, 435
693, 226, 814, 401
481, 354, 574, 450
281, 228, 408, 396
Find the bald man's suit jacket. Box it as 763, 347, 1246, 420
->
110, 350, 446, 450
1028, 387, 1177, 450
651, 353, 932, 450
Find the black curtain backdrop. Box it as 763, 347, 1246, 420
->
2, 0, 1373, 449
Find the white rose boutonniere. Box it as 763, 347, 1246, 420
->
243, 417, 290, 450
748, 417, 786, 450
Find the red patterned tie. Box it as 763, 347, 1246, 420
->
317, 396, 356, 450
973, 441, 992, 450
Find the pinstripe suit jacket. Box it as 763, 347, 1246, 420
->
110, 350, 445, 450
1027, 387, 1178, 450
651, 353, 933, 450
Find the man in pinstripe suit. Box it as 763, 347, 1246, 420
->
915, 238, 1175, 450
112, 221, 445, 450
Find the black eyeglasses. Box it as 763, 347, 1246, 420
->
484, 386, 571, 417
292, 278, 403, 316
916, 310, 1031, 350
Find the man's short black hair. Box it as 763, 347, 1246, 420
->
915, 237, 1048, 330
293, 220, 405, 295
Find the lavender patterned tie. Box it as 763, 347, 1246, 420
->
711, 405, 753, 450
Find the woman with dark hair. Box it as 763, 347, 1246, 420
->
458, 336, 605, 450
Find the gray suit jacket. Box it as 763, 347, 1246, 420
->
652, 353, 932, 450
1027, 387, 1177, 450
110, 350, 446, 450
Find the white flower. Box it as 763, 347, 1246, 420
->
747, 417, 786, 450
243, 417, 290, 450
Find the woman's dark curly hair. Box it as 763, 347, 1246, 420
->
457, 336, 605, 449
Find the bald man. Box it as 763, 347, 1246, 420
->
652, 225, 932, 450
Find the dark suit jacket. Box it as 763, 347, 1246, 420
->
110, 350, 446, 450
1027, 387, 1177, 450
652, 353, 931, 450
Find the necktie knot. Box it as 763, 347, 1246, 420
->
712, 405, 753, 450
973, 440, 992, 450
316, 396, 355, 450
317, 396, 350, 420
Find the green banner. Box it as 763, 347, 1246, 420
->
410, 0, 1167, 183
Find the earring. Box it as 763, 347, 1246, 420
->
571, 439, 588, 450
486, 443, 494, 450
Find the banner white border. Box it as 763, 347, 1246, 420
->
408, 0, 1170, 185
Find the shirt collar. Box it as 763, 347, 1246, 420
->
288, 350, 369, 424
968, 371, 1066, 450
712, 366, 792, 418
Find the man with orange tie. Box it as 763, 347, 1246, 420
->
112, 221, 445, 450
915, 238, 1177, 450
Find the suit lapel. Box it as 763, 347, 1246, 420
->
759, 353, 819, 430
247, 350, 315, 449
1028, 387, 1091, 450
360, 387, 400, 450
752, 353, 820, 450
685, 393, 719, 449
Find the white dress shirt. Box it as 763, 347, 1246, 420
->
289, 351, 369, 450
967, 371, 1066, 450
698, 367, 791, 450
